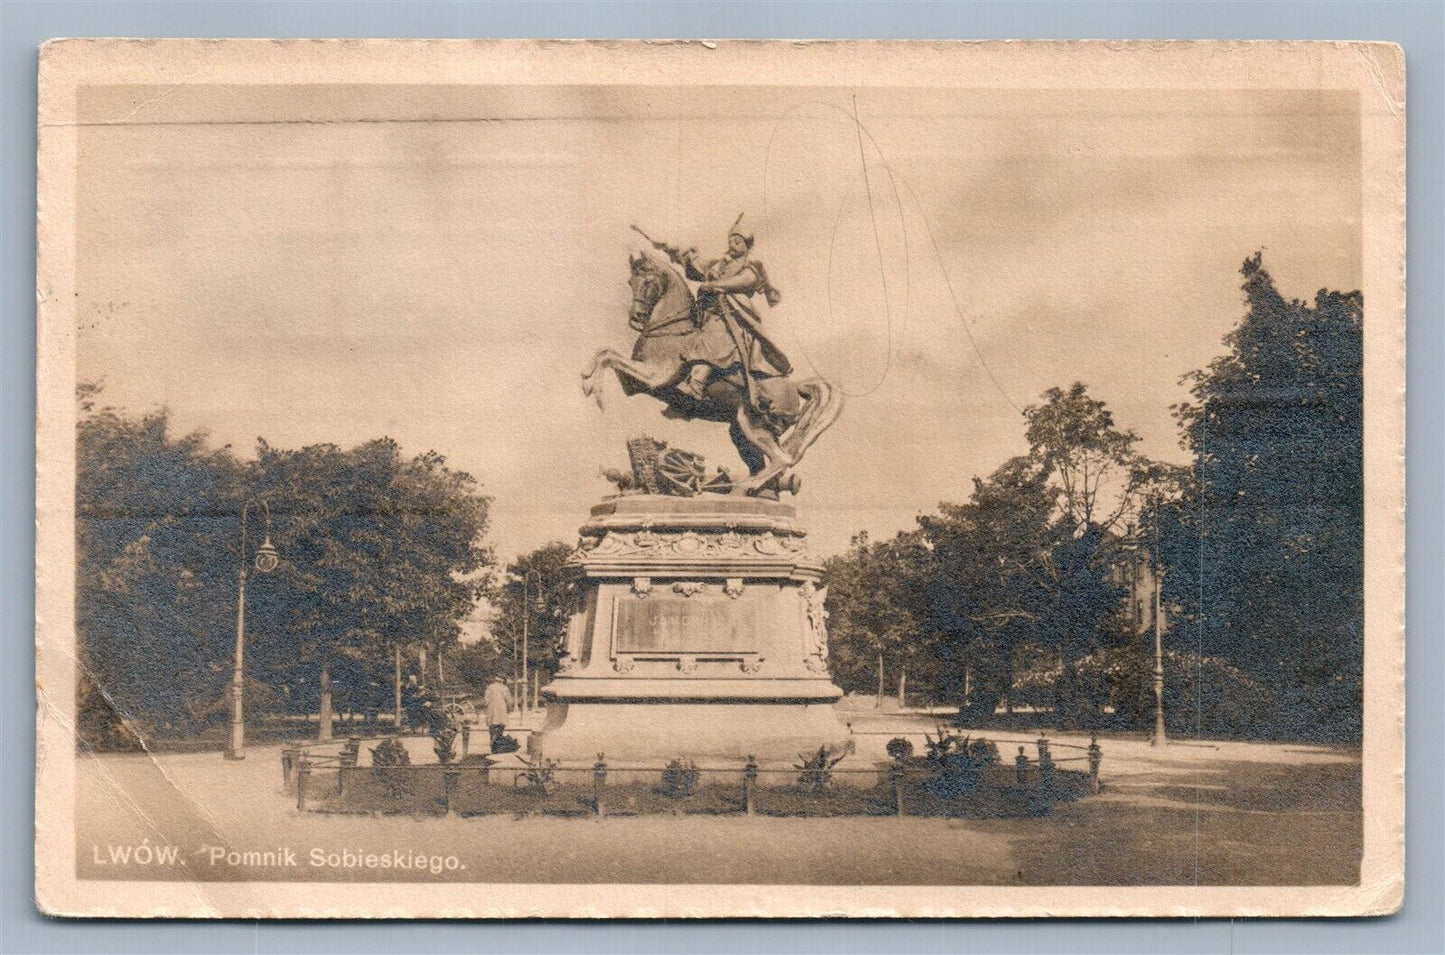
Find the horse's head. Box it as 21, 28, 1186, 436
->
627, 251, 692, 330
627, 252, 665, 327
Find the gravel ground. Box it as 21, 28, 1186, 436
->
73, 712, 1361, 886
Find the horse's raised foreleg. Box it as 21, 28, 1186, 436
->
580, 348, 622, 408
580, 349, 686, 408
580, 348, 611, 388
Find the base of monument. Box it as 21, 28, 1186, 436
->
527, 699, 856, 763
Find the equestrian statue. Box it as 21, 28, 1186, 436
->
581, 216, 844, 497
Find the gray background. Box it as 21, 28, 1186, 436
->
2, 2, 1439, 953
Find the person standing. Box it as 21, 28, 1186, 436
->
482, 675, 513, 752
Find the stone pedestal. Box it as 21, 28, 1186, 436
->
528, 494, 853, 762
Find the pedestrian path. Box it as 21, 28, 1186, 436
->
72, 718, 1362, 889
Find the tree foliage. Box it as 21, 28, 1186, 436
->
244, 437, 492, 716
1024, 382, 1146, 535
76, 401, 244, 741
489, 541, 580, 681
822, 531, 934, 700
75, 389, 493, 743
788, 255, 1362, 740
913, 456, 1056, 715
1168, 254, 1363, 739
825, 392, 1139, 725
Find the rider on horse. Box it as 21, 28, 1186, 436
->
645, 215, 792, 408
586, 221, 844, 495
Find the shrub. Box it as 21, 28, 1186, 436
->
922, 727, 999, 799
794, 746, 846, 794
1086, 648, 1276, 738
522, 756, 558, 795
432, 724, 459, 765
885, 737, 914, 762
659, 758, 701, 798
370, 737, 413, 797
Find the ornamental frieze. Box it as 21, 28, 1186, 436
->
570, 527, 811, 564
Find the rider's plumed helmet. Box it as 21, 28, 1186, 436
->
728, 213, 754, 249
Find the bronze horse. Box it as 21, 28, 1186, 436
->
581, 252, 843, 495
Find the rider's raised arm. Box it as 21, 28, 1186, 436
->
679, 248, 708, 282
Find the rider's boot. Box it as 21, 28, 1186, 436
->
678, 364, 712, 400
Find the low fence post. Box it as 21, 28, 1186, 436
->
1037, 735, 1056, 790
743, 755, 758, 816
443, 768, 462, 816
461, 723, 471, 760
281, 748, 298, 787
592, 753, 608, 817
1087, 732, 1102, 794
337, 738, 361, 795
295, 761, 310, 812
890, 763, 906, 817
1014, 746, 1029, 787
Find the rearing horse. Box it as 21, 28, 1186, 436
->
581, 252, 843, 496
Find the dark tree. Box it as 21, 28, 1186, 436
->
75, 386, 494, 746
821, 531, 934, 706
247, 438, 493, 738
489, 541, 581, 690
1024, 382, 1147, 536
75, 394, 245, 741
446, 639, 509, 697
1170, 254, 1364, 740
915, 456, 1057, 719
1019, 385, 1155, 725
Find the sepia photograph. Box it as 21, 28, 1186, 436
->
33, 39, 1405, 918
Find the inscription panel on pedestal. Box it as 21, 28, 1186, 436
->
614, 596, 761, 655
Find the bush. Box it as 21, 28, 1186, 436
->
922, 728, 999, 799
1161, 650, 1275, 738
523, 756, 558, 795
886, 737, 914, 762
1090, 648, 1276, 738
432, 724, 459, 764
659, 759, 701, 798
794, 746, 846, 794
370, 737, 413, 797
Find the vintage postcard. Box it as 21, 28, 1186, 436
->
35, 40, 1405, 918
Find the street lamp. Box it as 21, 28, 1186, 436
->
1150, 511, 1167, 748
508, 567, 544, 712
1121, 514, 1167, 748
522, 568, 543, 711
225, 499, 279, 760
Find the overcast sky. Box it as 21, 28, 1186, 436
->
75, 84, 1361, 559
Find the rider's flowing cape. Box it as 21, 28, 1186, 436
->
721, 290, 792, 375
706, 255, 792, 409
714, 289, 793, 410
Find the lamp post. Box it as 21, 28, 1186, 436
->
1150, 513, 1167, 748
507, 567, 544, 712
225, 499, 279, 760
522, 568, 542, 712
1123, 512, 1166, 748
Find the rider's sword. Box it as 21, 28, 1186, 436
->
630, 223, 666, 250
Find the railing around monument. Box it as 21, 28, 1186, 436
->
282, 731, 1103, 818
